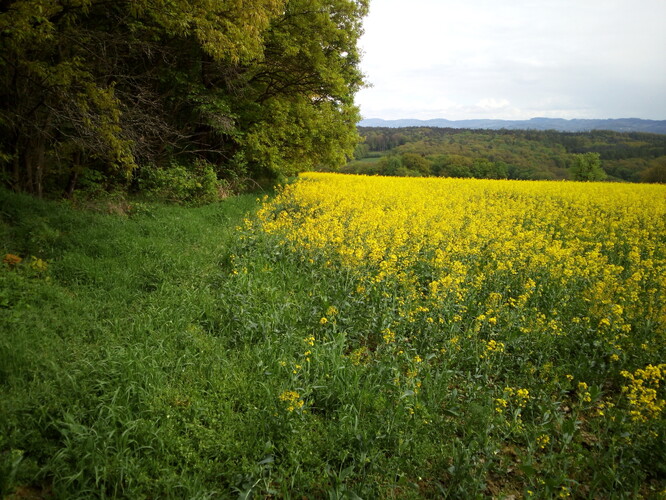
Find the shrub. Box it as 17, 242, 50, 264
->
138, 160, 220, 205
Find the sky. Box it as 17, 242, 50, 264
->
355, 0, 666, 121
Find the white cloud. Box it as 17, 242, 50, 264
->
476, 99, 511, 111
357, 0, 666, 120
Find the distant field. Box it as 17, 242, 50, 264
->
1, 175, 665, 498
347, 155, 384, 164
340, 153, 385, 171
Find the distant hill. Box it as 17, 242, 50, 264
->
358, 117, 666, 135
343, 126, 666, 183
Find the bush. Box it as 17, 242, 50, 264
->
138, 160, 220, 205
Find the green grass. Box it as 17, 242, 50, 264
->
1, 189, 664, 499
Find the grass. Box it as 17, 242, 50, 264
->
1, 179, 665, 499
0, 191, 275, 497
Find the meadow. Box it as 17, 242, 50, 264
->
1, 173, 665, 498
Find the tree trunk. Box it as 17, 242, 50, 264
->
12, 143, 20, 192
24, 149, 34, 195
35, 136, 46, 198
65, 152, 82, 198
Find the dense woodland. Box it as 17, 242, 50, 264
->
0, 0, 368, 199
339, 127, 666, 183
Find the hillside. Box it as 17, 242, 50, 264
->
340, 127, 666, 182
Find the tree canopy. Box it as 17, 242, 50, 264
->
569, 153, 606, 181
339, 127, 666, 182
0, 0, 368, 196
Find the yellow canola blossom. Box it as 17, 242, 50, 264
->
621, 364, 666, 422
257, 173, 666, 343
279, 390, 304, 412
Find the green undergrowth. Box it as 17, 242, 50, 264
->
1, 189, 664, 499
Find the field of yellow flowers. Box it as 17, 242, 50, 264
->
250, 172, 665, 497
2, 178, 665, 497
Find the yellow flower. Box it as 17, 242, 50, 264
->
559, 486, 571, 498
348, 347, 369, 366
494, 398, 508, 413
279, 390, 304, 412
621, 364, 666, 422
578, 381, 592, 403
486, 339, 505, 353
254, 172, 666, 385
536, 434, 550, 449
382, 328, 396, 344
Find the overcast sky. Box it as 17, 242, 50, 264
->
355, 0, 666, 121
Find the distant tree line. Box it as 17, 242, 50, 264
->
0, 0, 368, 199
336, 127, 666, 182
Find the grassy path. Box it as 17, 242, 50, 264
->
1, 192, 282, 497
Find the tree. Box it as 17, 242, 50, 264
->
569, 153, 607, 181
0, 0, 369, 196
640, 157, 666, 183
379, 155, 402, 176
401, 153, 431, 175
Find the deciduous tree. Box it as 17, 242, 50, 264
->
0, 0, 368, 196
569, 153, 607, 181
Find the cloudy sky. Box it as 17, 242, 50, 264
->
355, 0, 666, 121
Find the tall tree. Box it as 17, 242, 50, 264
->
0, 0, 368, 196
235, 0, 368, 178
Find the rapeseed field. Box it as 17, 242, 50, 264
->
2, 177, 664, 498
251, 172, 665, 496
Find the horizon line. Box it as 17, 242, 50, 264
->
358, 116, 666, 122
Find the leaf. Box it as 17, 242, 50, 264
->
441, 408, 461, 418
519, 464, 537, 476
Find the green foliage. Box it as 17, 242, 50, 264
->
0, 0, 368, 197
237, 0, 367, 177
569, 152, 607, 181
378, 154, 403, 176
640, 157, 666, 183
349, 127, 666, 182
401, 153, 431, 175
138, 161, 220, 205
